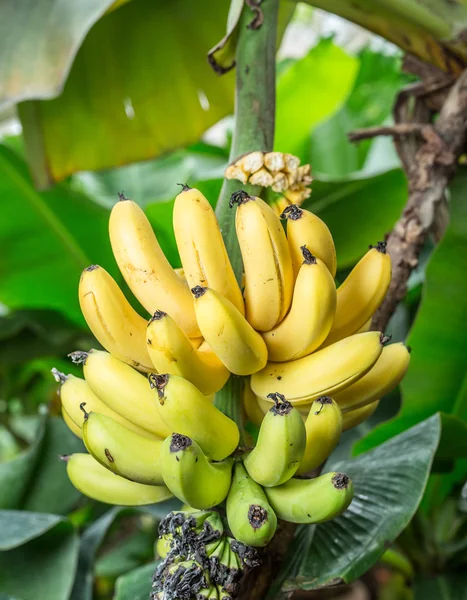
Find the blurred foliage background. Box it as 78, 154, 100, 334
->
0, 2, 466, 600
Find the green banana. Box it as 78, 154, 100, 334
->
265, 472, 354, 524
160, 433, 233, 509
226, 462, 277, 547
244, 392, 306, 487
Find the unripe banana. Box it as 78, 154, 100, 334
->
78, 265, 153, 372
82, 410, 164, 485
160, 434, 233, 509
281, 205, 337, 278
251, 331, 385, 405
342, 401, 380, 431
146, 310, 229, 395
226, 462, 277, 547
63, 453, 172, 506
323, 243, 391, 346
155, 534, 172, 559
242, 381, 264, 427
53, 368, 156, 439
333, 343, 410, 412
192, 286, 267, 376
296, 397, 343, 475
265, 472, 354, 524
62, 406, 82, 439
231, 191, 293, 331
173, 185, 244, 315
262, 247, 337, 361
149, 373, 239, 460
70, 350, 171, 438
244, 393, 306, 487
109, 196, 200, 337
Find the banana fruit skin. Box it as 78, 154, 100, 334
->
265, 472, 354, 524
226, 462, 277, 547
150, 373, 239, 461
251, 331, 384, 405
242, 380, 264, 427
109, 197, 200, 338
160, 434, 233, 509
173, 186, 244, 315
82, 411, 164, 485
192, 286, 267, 376
146, 310, 229, 395
282, 205, 337, 278
244, 393, 306, 487
262, 247, 336, 361
323, 243, 391, 346
343, 401, 380, 431
78, 265, 153, 372
296, 397, 343, 475
73, 349, 171, 438
232, 192, 293, 331
333, 342, 410, 412
64, 453, 172, 506
62, 406, 82, 439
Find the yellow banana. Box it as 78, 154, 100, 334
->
343, 401, 380, 431
78, 265, 153, 372
244, 393, 306, 487
82, 410, 164, 485
146, 310, 229, 395
323, 243, 391, 346
69, 349, 171, 438
296, 397, 343, 475
173, 185, 244, 314
251, 331, 385, 405
62, 406, 82, 439
160, 434, 233, 509
149, 373, 239, 460
53, 368, 156, 439
333, 342, 410, 412
281, 205, 337, 278
262, 247, 336, 361
109, 196, 200, 337
192, 286, 267, 376
243, 381, 265, 427
231, 191, 293, 331
63, 453, 172, 506
357, 318, 372, 333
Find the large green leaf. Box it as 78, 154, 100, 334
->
19, 0, 234, 185
0, 511, 65, 550
269, 415, 440, 595
114, 562, 157, 600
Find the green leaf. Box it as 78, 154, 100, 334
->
19, 0, 234, 185
0, 524, 79, 600
414, 573, 467, 600
305, 169, 408, 269
0, 511, 64, 550
95, 527, 154, 578
275, 39, 359, 161
0, 0, 116, 107
114, 562, 157, 600
271, 415, 440, 595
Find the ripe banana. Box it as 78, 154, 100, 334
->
265, 472, 354, 524
262, 247, 336, 361
62, 406, 82, 439
173, 185, 244, 315
242, 381, 264, 428
281, 205, 337, 278
357, 318, 372, 333
342, 401, 380, 431
78, 265, 153, 372
323, 243, 391, 346
109, 196, 200, 337
146, 310, 229, 395
244, 392, 306, 487
63, 453, 172, 506
70, 349, 171, 438
226, 462, 277, 547
333, 342, 410, 412
149, 373, 239, 460
160, 434, 233, 509
231, 191, 293, 331
81, 410, 164, 485
192, 286, 267, 376
54, 368, 156, 439
251, 331, 385, 405
296, 397, 343, 475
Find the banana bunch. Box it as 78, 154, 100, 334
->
53, 173, 410, 595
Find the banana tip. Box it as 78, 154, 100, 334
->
117, 191, 129, 201
332, 473, 350, 490
369, 241, 387, 254
229, 190, 252, 207
58, 454, 70, 462
191, 285, 207, 298
280, 204, 302, 220
170, 433, 192, 452
68, 351, 89, 365
176, 182, 192, 192
51, 368, 67, 384
248, 504, 269, 530
267, 392, 292, 415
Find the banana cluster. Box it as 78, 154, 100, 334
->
54, 178, 410, 584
